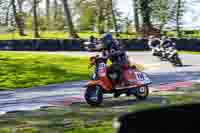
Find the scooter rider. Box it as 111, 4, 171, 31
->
100, 33, 128, 87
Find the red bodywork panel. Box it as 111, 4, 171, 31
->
86, 58, 147, 91
86, 79, 113, 91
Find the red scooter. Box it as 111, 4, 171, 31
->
84, 55, 152, 106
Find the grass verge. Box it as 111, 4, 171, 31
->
0, 32, 136, 40
179, 51, 200, 54
0, 52, 91, 90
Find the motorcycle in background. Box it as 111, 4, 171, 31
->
165, 47, 183, 67
150, 44, 183, 67
83, 40, 102, 52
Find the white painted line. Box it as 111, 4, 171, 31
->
191, 80, 200, 83
146, 67, 160, 71
0, 104, 57, 115
143, 63, 161, 67
149, 87, 158, 94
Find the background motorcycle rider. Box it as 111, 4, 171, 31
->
148, 35, 161, 56
148, 35, 161, 48
160, 36, 175, 49
88, 35, 98, 48
101, 33, 129, 87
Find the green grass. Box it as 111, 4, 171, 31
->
0, 52, 91, 89
179, 51, 200, 54
0, 31, 136, 40
1, 91, 200, 133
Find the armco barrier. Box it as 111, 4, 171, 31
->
124, 39, 149, 50
172, 38, 200, 51
0, 39, 200, 51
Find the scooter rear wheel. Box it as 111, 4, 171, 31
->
134, 86, 149, 100
85, 86, 103, 106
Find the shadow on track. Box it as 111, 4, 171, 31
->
101, 96, 167, 108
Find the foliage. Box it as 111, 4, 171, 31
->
78, 5, 96, 31
0, 0, 192, 38
151, 0, 177, 30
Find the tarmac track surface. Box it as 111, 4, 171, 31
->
0, 51, 200, 115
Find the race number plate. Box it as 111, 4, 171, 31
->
135, 72, 151, 84
135, 72, 146, 81
98, 63, 106, 77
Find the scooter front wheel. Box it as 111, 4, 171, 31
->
85, 86, 103, 106
134, 86, 149, 100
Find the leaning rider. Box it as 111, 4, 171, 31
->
148, 35, 161, 49
160, 36, 175, 49
100, 33, 129, 87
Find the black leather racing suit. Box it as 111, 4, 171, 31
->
102, 41, 128, 85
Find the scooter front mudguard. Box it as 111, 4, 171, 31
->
85, 80, 113, 91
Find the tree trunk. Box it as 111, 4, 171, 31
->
5, 2, 12, 25
61, 0, 79, 38
53, 0, 58, 21
17, 0, 22, 13
46, 0, 50, 30
110, 0, 118, 34
176, 0, 182, 38
17, 0, 26, 35
33, 0, 40, 38
96, 0, 104, 34
133, 0, 140, 33
139, 0, 152, 37
11, 0, 25, 35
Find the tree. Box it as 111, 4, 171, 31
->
5, 1, 12, 25
46, 0, 50, 30
11, 0, 26, 35
140, 0, 152, 27
17, 0, 26, 33
96, 0, 105, 34
109, 0, 118, 33
53, 0, 58, 22
72, 0, 121, 34
132, 0, 140, 32
73, 0, 96, 31
79, 6, 96, 31
33, 0, 39, 38
151, 0, 177, 31
124, 16, 133, 34
61, 0, 79, 38
17, 0, 24, 13
139, 0, 153, 36
176, 0, 183, 38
